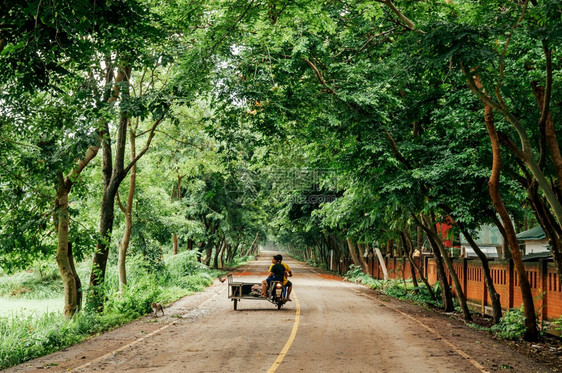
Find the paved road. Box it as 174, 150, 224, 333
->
6, 251, 555, 373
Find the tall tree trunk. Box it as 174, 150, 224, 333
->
402, 231, 436, 301
420, 214, 472, 320
90, 66, 131, 306
346, 238, 362, 270
415, 215, 454, 311
531, 44, 562, 197
117, 200, 133, 293
400, 231, 419, 288
54, 145, 99, 317
172, 234, 179, 255
356, 242, 369, 273
89, 65, 161, 309
90, 174, 120, 304
204, 222, 219, 266
459, 226, 502, 323
204, 247, 213, 266
311, 245, 318, 265
238, 244, 245, 257
416, 226, 422, 251
67, 242, 82, 313
527, 182, 562, 287
439, 201, 503, 323
117, 120, 138, 293
213, 236, 225, 269
196, 242, 204, 262
55, 187, 82, 318
483, 102, 538, 340
233, 243, 240, 261
225, 244, 233, 264
220, 244, 228, 268
465, 67, 562, 226
397, 234, 408, 290
427, 230, 455, 312
504, 118, 562, 287
373, 245, 389, 281
409, 256, 418, 288
330, 235, 340, 271
248, 232, 259, 255
395, 239, 403, 257
386, 239, 394, 258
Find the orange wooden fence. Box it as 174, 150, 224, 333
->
335, 256, 561, 321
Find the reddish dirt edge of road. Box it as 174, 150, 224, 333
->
348, 280, 562, 372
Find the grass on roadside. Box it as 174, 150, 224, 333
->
0, 250, 239, 370
0, 265, 63, 299
344, 264, 442, 308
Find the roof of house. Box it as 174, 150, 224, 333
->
516, 226, 546, 241
522, 251, 552, 261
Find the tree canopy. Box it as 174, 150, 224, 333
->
1, 0, 561, 340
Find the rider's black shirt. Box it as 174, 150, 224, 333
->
270, 262, 285, 280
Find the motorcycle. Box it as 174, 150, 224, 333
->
268, 280, 286, 309
227, 274, 286, 310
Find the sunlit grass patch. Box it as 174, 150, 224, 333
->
0, 297, 64, 319
0, 266, 63, 299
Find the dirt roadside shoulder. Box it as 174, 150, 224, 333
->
351, 283, 561, 373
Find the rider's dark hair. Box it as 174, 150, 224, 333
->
275, 254, 283, 262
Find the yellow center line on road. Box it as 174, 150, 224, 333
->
267, 293, 301, 373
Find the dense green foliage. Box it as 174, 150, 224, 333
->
344, 264, 442, 308
1, 0, 561, 358
490, 309, 528, 340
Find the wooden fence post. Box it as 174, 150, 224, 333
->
463, 258, 468, 294
507, 258, 514, 310
539, 258, 548, 322
482, 265, 487, 315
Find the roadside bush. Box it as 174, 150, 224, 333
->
104, 273, 161, 319
177, 273, 214, 292
0, 312, 93, 369
344, 265, 441, 307
344, 264, 379, 288
101, 251, 221, 316
552, 316, 562, 333
491, 309, 527, 340
382, 281, 441, 307
164, 251, 208, 282
0, 249, 222, 370
0, 304, 156, 370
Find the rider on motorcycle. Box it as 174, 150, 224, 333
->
275, 254, 293, 301
261, 255, 286, 297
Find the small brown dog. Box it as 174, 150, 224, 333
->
151, 302, 164, 317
